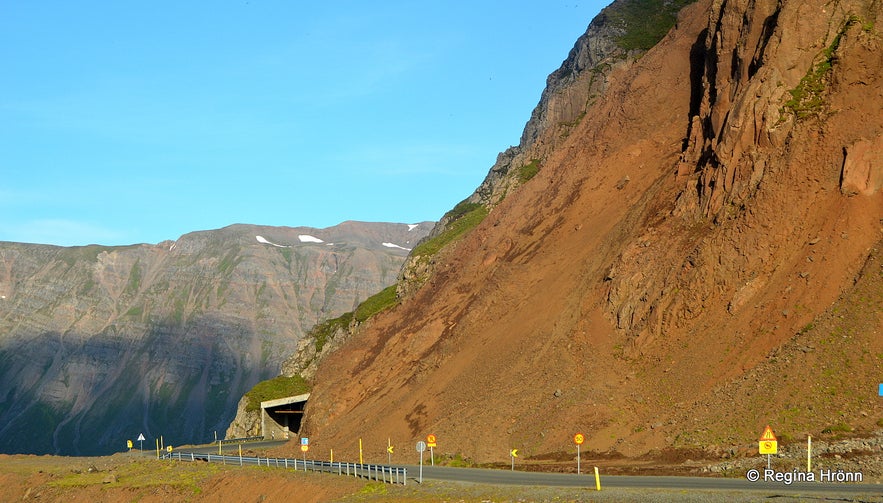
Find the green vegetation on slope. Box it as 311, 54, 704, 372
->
412, 201, 489, 259
783, 18, 854, 118
309, 312, 354, 354
517, 159, 541, 183
603, 0, 696, 51
304, 284, 399, 355
244, 375, 310, 413
354, 285, 398, 323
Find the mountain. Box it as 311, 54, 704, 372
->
295, 0, 883, 465
0, 221, 432, 455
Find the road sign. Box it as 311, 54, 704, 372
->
759, 426, 778, 455
300, 444, 309, 452
510, 448, 518, 458
127, 440, 133, 449
426, 434, 437, 447
574, 432, 585, 474
301, 437, 309, 446
759, 440, 778, 454
387, 444, 394, 454
417, 441, 426, 484
137, 433, 146, 441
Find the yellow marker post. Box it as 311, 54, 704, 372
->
594, 466, 601, 491
330, 448, 334, 463
807, 435, 812, 472
359, 438, 363, 464
156, 438, 160, 459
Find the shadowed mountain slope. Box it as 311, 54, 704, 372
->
0, 221, 431, 455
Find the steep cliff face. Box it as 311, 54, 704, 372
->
0, 221, 431, 455
296, 0, 883, 464
398, 0, 695, 298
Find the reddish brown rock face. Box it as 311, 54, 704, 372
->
300, 0, 883, 465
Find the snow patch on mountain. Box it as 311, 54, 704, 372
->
383, 242, 411, 251
255, 235, 289, 248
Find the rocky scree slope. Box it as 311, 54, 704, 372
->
397, 0, 696, 297
0, 221, 431, 455
294, 0, 883, 466
259, 0, 688, 421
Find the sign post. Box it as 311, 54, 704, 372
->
416, 441, 426, 483
574, 433, 585, 475
387, 438, 394, 465
301, 437, 309, 471
510, 448, 518, 471
426, 434, 437, 466
758, 425, 778, 471
137, 433, 145, 452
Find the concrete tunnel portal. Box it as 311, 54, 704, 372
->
261, 393, 309, 440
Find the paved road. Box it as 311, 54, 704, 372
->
174, 443, 882, 497
413, 465, 883, 496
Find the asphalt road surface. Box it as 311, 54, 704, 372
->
415, 465, 883, 497
174, 443, 883, 498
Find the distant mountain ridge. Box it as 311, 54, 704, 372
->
0, 221, 432, 455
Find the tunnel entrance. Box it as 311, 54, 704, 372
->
261, 393, 309, 440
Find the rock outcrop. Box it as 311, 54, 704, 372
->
398, 0, 695, 299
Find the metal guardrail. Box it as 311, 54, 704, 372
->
161, 451, 407, 485
219, 436, 264, 445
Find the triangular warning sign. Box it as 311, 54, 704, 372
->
760, 425, 777, 442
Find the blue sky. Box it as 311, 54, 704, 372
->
1, 1, 607, 247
